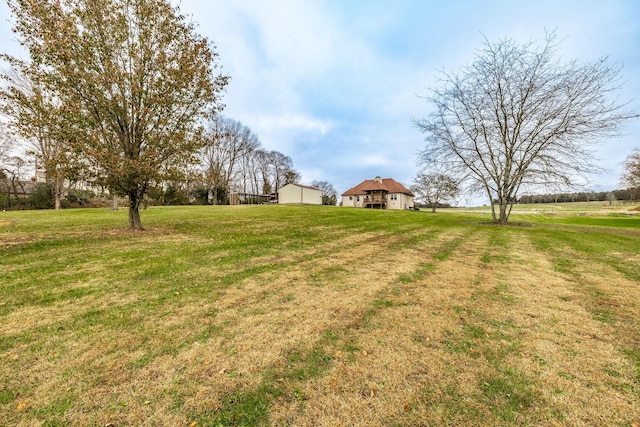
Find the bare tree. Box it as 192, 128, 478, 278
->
311, 180, 338, 205
1, 67, 68, 209
621, 148, 640, 194
415, 33, 637, 222
0, 124, 13, 168
272, 151, 297, 191
236, 144, 262, 195
200, 117, 259, 204
411, 173, 460, 212
232, 126, 260, 194
197, 124, 298, 201
0, 127, 29, 208
251, 149, 272, 194
231, 124, 260, 193
605, 191, 616, 206
249, 149, 297, 195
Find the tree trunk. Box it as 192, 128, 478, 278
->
54, 179, 61, 210
128, 193, 143, 230
48, 172, 62, 210
497, 195, 514, 223
499, 201, 509, 222
487, 188, 497, 222
129, 205, 143, 230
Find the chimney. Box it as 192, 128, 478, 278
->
374, 176, 382, 183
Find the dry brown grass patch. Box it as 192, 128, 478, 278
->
487, 235, 640, 425
267, 229, 640, 426
268, 230, 490, 426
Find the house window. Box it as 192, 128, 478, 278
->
349, 196, 352, 200
390, 194, 397, 200
356, 196, 360, 202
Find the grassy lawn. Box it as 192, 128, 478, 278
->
1, 204, 639, 426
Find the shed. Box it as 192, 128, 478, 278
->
278, 183, 323, 205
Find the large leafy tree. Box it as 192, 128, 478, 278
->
4, 0, 228, 229
415, 33, 636, 222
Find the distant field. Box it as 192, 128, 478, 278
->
449, 199, 640, 214
1, 205, 639, 426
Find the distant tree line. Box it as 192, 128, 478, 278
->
518, 189, 637, 205
152, 115, 301, 206
517, 150, 640, 205
0, 115, 304, 209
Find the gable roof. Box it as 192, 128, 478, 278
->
280, 183, 322, 192
341, 178, 414, 197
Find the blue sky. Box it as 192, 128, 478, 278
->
1, 0, 639, 203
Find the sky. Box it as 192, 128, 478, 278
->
1, 0, 639, 204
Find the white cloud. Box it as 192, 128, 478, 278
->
246, 112, 334, 154
359, 154, 393, 168
252, 112, 333, 136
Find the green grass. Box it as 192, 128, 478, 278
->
1, 204, 639, 426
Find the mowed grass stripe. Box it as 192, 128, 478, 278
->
0, 213, 424, 326
269, 226, 640, 426
266, 228, 518, 425
1, 206, 455, 425
528, 224, 640, 281
526, 226, 640, 412
505, 232, 640, 425
1, 205, 639, 426
187, 225, 468, 425
1, 229, 431, 346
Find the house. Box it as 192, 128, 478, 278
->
341, 176, 414, 210
278, 183, 323, 205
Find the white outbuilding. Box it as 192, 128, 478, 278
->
278, 183, 323, 205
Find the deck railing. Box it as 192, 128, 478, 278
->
364, 196, 387, 204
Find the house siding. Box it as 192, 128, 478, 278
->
342, 194, 364, 208
341, 193, 414, 209
388, 193, 415, 210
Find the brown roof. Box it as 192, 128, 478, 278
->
341, 178, 414, 197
